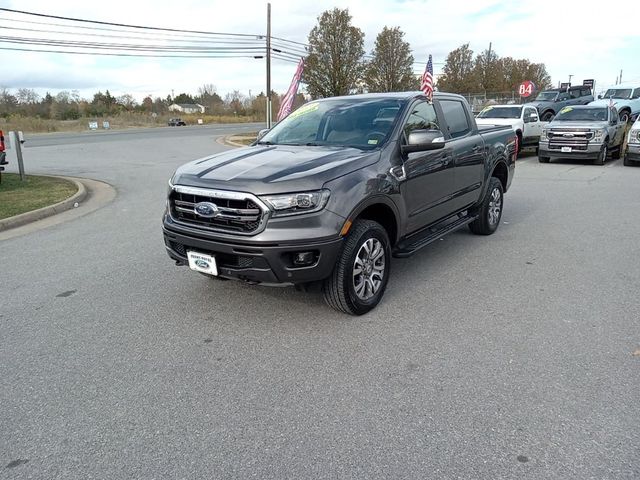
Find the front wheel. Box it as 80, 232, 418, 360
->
323, 220, 391, 315
594, 144, 607, 165
541, 111, 554, 122
619, 110, 631, 124
469, 177, 504, 236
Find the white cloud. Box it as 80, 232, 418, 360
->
0, 0, 638, 101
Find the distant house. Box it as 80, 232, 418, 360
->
169, 103, 206, 114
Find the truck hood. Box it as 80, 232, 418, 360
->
547, 121, 608, 130
475, 118, 520, 130
171, 144, 380, 195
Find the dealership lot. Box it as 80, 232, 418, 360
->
1, 127, 639, 479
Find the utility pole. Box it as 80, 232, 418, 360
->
568, 74, 573, 85
484, 42, 492, 93
619, 69, 623, 84
266, 3, 272, 128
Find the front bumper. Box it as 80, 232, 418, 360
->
626, 144, 640, 162
539, 140, 603, 160
163, 214, 344, 285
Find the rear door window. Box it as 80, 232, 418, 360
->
439, 100, 471, 138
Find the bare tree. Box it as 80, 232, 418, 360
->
364, 27, 417, 93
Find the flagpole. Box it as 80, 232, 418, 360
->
266, 3, 272, 129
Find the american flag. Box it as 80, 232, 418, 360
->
277, 58, 305, 122
420, 54, 434, 99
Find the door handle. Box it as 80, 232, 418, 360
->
472, 145, 481, 153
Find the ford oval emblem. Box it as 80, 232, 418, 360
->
195, 259, 210, 269
194, 201, 219, 218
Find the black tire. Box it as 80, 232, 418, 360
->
612, 146, 622, 160
516, 132, 523, 154
469, 177, 504, 236
594, 143, 607, 165
323, 219, 391, 315
541, 111, 554, 122
538, 156, 550, 163
624, 155, 633, 166
619, 110, 631, 124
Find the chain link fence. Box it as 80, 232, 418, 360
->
460, 91, 528, 114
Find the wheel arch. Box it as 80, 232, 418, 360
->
347, 197, 400, 247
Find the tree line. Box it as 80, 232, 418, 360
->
303, 8, 552, 98
0, 85, 304, 121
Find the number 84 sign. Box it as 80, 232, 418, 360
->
519, 81, 536, 98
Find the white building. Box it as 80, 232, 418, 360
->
168, 103, 206, 114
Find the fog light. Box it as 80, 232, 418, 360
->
293, 251, 315, 266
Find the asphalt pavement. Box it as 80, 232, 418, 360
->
1, 127, 639, 479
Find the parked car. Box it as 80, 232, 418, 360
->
589, 84, 640, 123
525, 86, 594, 122
538, 105, 625, 165
163, 92, 517, 315
168, 118, 187, 126
476, 104, 545, 152
623, 116, 640, 166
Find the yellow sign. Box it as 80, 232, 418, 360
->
288, 102, 319, 120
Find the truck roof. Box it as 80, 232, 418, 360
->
314, 91, 466, 102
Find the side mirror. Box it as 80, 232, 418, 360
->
597, 95, 602, 100
401, 130, 446, 154
257, 128, 270, 140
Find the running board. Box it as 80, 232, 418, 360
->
392, 213, 478, 258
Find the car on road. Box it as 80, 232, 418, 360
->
526, 86, 594, 122
476, 104, 545, 152
163, 92, 517, 315
168, 118, 187, 126
624, 116, 640, 166
538, 105, 626, 165
589, 84, 640, 124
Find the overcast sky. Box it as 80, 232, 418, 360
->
1, 0, 638, 102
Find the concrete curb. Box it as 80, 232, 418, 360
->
0, 176, 86, 232
217, 135, 246, 148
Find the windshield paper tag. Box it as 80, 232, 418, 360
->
289, 102, 319, 119
368, 139, 379, 144
560, 107, 573, 114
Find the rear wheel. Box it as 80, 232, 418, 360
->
538, 156, 550, 163
612, 146, 622, 160
469, 177, 504, 236
323, 220, 391, 315
619, 110, 631, 124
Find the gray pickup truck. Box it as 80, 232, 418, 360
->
163, 92, 517, 314
538, 105, 626, 165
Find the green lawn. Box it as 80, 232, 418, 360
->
0, 174, 78, 220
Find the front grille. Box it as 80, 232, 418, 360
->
548, 129, 594, 151
169, 187, 265, 234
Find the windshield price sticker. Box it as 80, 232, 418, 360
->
560, 107, 573, 114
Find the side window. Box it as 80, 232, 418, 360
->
633, 88, 640, 99
570, 89, 581, 99
403, 102, 439, 138
610, 108, 618, 123
440, 100, 471, 138
525, 107, 537, 120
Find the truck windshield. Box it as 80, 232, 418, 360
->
602, 89, 632, 99
535, 91, 558, 101
258, 98, 404, 149
554, 107, 608, 122
477, 107, 522, 119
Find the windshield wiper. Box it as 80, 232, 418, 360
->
255, 140, 274, 145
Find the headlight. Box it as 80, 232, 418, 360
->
541, 129, 549, 141
593, 129, 606, 141
260, 189, 330, 217
629, 130, 640, 144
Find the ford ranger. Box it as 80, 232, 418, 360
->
538, 105, 625, 165
163, 92, 517, 315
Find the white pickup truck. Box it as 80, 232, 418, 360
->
476, 104, 545, 152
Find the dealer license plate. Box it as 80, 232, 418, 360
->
561, 146, 572, 153
187, 251, 218, 276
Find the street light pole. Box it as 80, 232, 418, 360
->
266, 3, 272, 128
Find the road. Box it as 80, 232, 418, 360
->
1, 127, 639, 479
